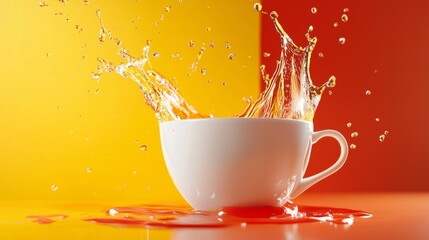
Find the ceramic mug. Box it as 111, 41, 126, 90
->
160, 118, 348, 211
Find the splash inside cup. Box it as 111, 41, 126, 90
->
160, 118, 348, 211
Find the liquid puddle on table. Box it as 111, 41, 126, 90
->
78, 203, 371, 228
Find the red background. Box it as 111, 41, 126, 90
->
261, 0, 429, 191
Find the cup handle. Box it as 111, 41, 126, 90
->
290, 130, 349, 199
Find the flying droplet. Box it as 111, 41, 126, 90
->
328, 90, 333, 95
228, 53, 236, 60
91, 73, 100, 80
39, 1, 49, 7
200, 68, 207, 75
222, 81, 227, 86
170, 52, 180, 59
375, 118, 380, 122
343, 8, 349, 13
379, 135, 385, 142
339, 37, 346, 44
365, 90, 371, 95
350, 144, 356, 150
95, 88, 100, 94
46, 52, 51, 57
132, 170, 137, 175
311, 7, 317, 14
254, 3, 262, 12
59, 0, 68, 4
209, 42, 215, 48
263, 52, 271, 57
384, 130, 389, 135
318, 52, 324, 58
87, 167, 92, 173
225, 42, 231, 49
269, 11, 278, 19
51, 185, 59, 191
328, 76, 336, 87
164, 5, 172, 12
152, 52, 160, 58
341, 14, 349, 22
140, 145, 148, 151
83, 0, 89, 5
188, 39, 195, 48
108, 208, 119, 216
308, 25, 314, 32
241, 222, 247, 228
206, 27, 211, 32
347, 122, 352, 127
65, 18, 71, 23
334, 22, 339, 28
351, 132, 359, 138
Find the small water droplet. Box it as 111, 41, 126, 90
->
108, 208, 119, 216
146, 184, 150, 189
343, 8, 349, 13
351, 132, 359, 138
263, 52, 271, 57
164, 5, 172, 12
254, 3, 262, 12
39, 1, 49, 7
200, 68, 207, 75
241, 222, 247, 228
339, 37, 346, 44
342, 14, 349, 22
222, 81, 227, 86
83, 0, 89, 5
91, 73, 100, 80
206, 27, 211, 32
350, 144, 356, 150
328, 76, 336, 87
225, 42, 231, 49
46, 52, 51, 57
59, 0, 68, 4
140, 145, 148, 151
51, 185, 59, 191
65, 18, 71, 23
188, 39, 195, 48
347, 122, 352, 127
375, 118, 380, 122
379, 135, 385, 142
228, 53, 236, 60
87, 167, 92, 173
209, 42, 215, 48
308, 25, 314, 32
328, 90, 333, 95
269, 11, 278, 19
132, 170, 137, 175
365, 90, 371, 95
152, 52, 160, 58
318, 52, 324, 58
334, 22, 339, 27
82, 55, 87, 60
311, 7, 317, 14
95, 88, 100, 94
384, 130, 389, 135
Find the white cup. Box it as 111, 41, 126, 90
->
160, 118, 348, 211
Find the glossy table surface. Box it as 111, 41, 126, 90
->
1, 193, 428, 240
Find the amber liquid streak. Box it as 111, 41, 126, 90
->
84, 204, 371, 228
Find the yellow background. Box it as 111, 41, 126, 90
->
0, 0, 259, 203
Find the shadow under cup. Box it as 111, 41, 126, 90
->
160, 118, 348, 211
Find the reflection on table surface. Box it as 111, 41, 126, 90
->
1, 193, 428, 239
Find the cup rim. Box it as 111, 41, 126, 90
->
160, 117, 312, 125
